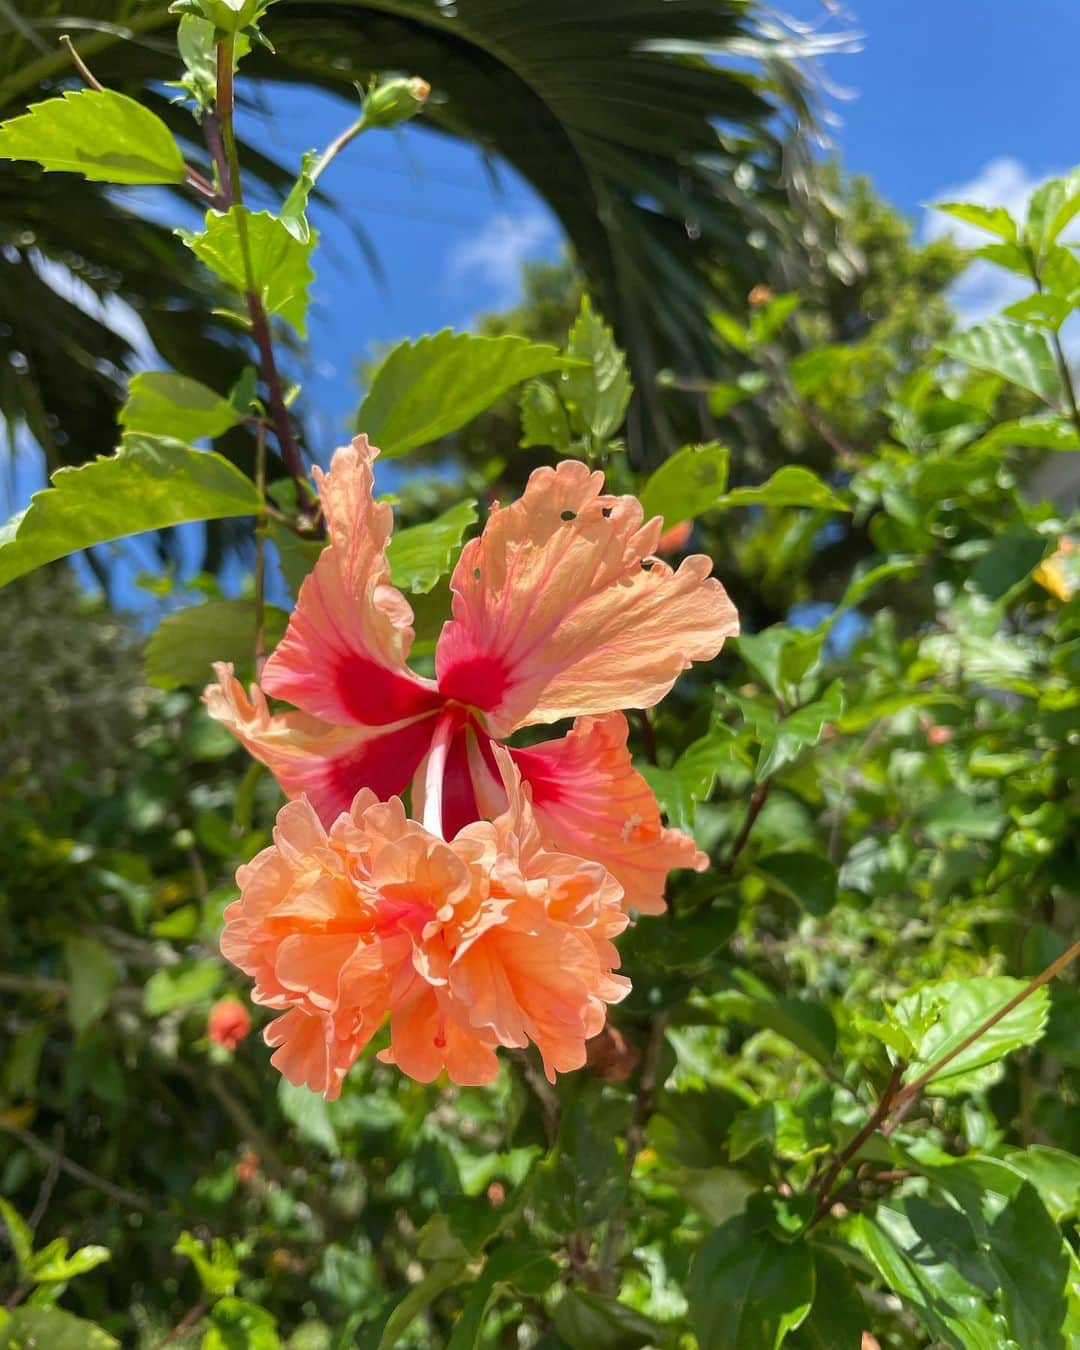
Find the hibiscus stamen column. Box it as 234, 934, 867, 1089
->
422, 706, 463, 840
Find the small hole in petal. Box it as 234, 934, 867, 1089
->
601, 506, 613, 518
641, 559, 654, 572
473, 566, 482, 580
561, 509, 576, 521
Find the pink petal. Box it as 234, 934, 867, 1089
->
510, 713, 707, 916
262, 436, 441, 725
205, 664, 437, 825
435, 460, 738, 735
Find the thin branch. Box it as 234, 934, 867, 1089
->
809, 1062, 903, 1227
888, 933, 1080, 1117
154, 1301, 207, 1349
510, 1049, 559, 1148
720, 778, 773, 873
0, 1117, 151, 1212
253, 421, 267, 679
596, 1013, 669, 1286
59, 34, 104, 90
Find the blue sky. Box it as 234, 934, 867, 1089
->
5, 1, 1079, 600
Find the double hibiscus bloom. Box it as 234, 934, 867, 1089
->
208, 437, 737, 1094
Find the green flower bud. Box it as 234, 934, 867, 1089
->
361, 77, 431, 131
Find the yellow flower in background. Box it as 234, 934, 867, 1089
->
1034, 536, 1079, 601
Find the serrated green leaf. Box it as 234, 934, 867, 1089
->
0, 436, 261, 589
890, 977, 1049, 1096
941, 320, 1062, 406
357, 331, 573, 457
519, 377, 572, 452
1025, 168, 1080, 262
640, 725, 737, 830
386, 500, 477, 593
64, 937, 117, 1035
183, 208, 316, 337
145, 600, 290, 690
29, 1241, 110, 1283
688, 1213, 815, 1350
933, 201, 1018, 242
0, 1307, 119, 1349
120, 372, 243, 442
0, 89, 185, 185
1000, 1146, 1080, 1222
752, 681, 844, 780
173, 1231, 240, 1298
717, 465, 850, 512
560, 296, 631, 442
638, 443, 730, 530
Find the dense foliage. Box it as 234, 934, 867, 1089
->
2, 7, 1080, 1349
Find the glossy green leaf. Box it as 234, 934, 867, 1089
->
64, 937, 117, 1034
0, 89, 185, 185
941, 320, 1061, 406
532, 1093, 625, 1232
746, 680, 844, 779
203, 1296, 279, 1350
688, 1213, 814, 1350
560, 296, 631, 442
519, 378, 572, 452
638, 443, 730, 529
0, 436, 261, 589
145, 600, 290, 689
446, 1244, 558, 1350
1000, 1145, 1080, 1221
755, 851, 838, 916
120, 372, 243, 442
0, 1308, 119, 1349
30, 1241, 111, 1282
374, 1257, 467, 1350
640, 724, 737, 829
1025, 168, 1080, 261
357, 331, 572, 457
717, 465, 850, 512
386, 500, 477, 593
789, 1253, 869, 1349
183, 208, 316, 337
551, 1290, 665, 1350
889, 977, 1049, 1096
849, 1202, 1010, 1350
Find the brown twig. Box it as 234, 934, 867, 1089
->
596, 1012, 670, 1286
635, 709, 658, 765
59, 34, 104, 91
720, 779, 773, 873
510, 1049, 559, 1148
154, 1301, 208, 1349
809, 1062, 903, 1227
0, 1117, 151, 1212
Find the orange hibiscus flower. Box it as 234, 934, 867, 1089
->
206, 437, 737, 914
221, 752, 629, 1095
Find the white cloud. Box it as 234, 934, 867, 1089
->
922, 156, 1076, 327
446, 210, 557, 308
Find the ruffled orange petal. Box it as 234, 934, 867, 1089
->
205, 663, 438, 825
435, 460, 738, 736
261, 436, 440, 726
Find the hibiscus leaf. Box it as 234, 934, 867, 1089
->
181, 207, 316, 336
386, 500, 478, 593
0, 436, 262, 589
940, 320, 1062, 407
639, 442, 730, 530
560, 295, 632, 443
120, 372, 244, 442
145, 600, 291, 689
0, 89, 185, 185
717, 465, 850, 512
0, 1308, 119, 1350
357, 331, 575, 457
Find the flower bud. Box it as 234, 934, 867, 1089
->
362, 77, 431, 131
208, 997, 251, 1050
